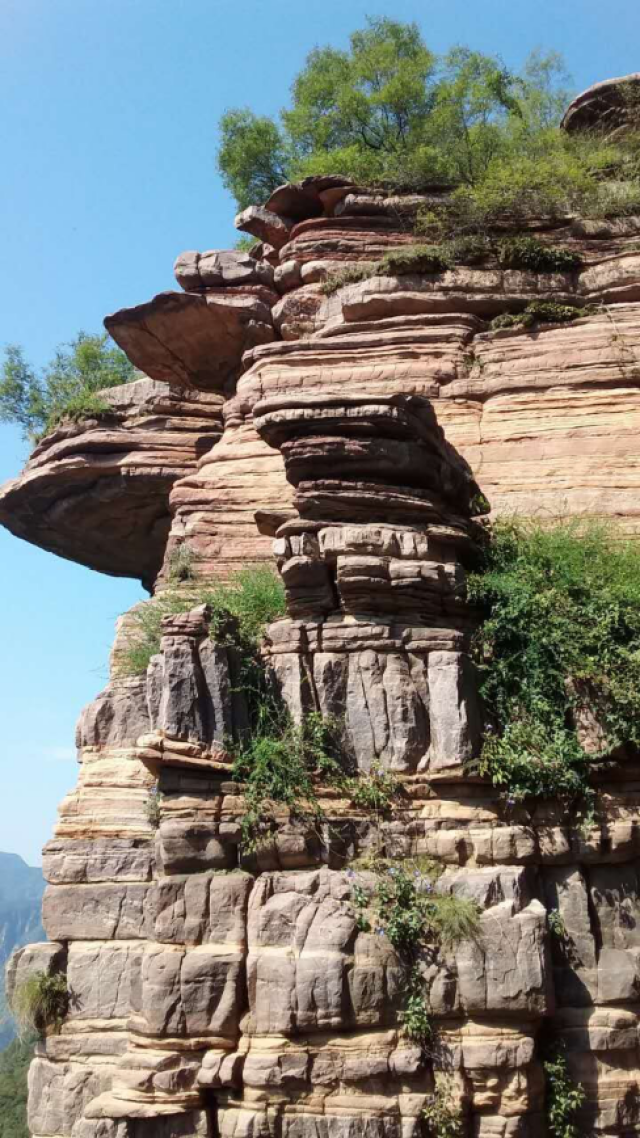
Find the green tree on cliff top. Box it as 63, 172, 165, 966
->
217, 19, 640, 221
217, 19, 573, 207
0, 332, 135, 441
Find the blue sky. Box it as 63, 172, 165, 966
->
1, 0, 639, 865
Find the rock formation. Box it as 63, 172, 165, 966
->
5, 78, 640, 1138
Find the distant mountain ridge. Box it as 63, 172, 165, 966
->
0, 852, 45, 1049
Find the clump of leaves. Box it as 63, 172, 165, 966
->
320, 244, 451, 296
496, 235, 582, 272
378, 244, 450, 275
118, 566, 286, 678
167, 544, 197, 584
349, 859, 480, 1052
232, 711, 343, 850
468, 519, 640, 807
145, 785, 163, 830
0, 333, 134, 442
422, 1074, 464, 1138
320, 263, 377, 295
11, 973, 68, 1038
490, 300, 584, 331
544, 1045, 586, 1138
343, 762, 400, 813
548, 909, 567, 940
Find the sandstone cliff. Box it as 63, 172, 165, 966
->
4, 75, 640, 1138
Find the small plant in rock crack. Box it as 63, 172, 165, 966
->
342, 762, 400, 814
543, 1043, 586, 1138
11, 973, 68, 1038
422, 1073, 464, 1138
144, 784, 163, 829
348, 859, 480, 1053
547, 908, 567, 940
167, 544, 197, 583
232, 710, 344, 851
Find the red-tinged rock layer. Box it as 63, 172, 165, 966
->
0, 377, 223, 588
164, 235, 640, 586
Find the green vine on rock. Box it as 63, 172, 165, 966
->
468, 518, 640, 811
544, 1044, 586, 1138
348, 858, 480, 1054
422, 1074, 465, 1138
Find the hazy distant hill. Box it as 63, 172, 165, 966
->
0, 853, 45, 1049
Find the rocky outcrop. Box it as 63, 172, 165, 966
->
0, 378, 223, 588
562, 72, 640, 135
7, 79, 640, 1138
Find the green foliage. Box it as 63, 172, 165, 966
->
217, 109, 290, 209
0, 333, 134, 441
145, 785, 163, 830
468, 519, 640, 806
217, 23, 640, 224
0, 1038, 32, 1138
118, 566, 286, 678
495, 236, 582, 272
543, 1045, 586, 1138
234, 235, 260, 253
343, 762, 400, 813
167, 544, 197, 584
232, 712, 343, 850
548, 909, 567, 939
490, 301, 584, 331
320, 264, 377, 295
378, 245, 450, 274
422, 1074, 464, 1138
320, 241, 474, 296
350, 859, 480, 1052
10, 972, 68, 1037
217, 22, 579, 204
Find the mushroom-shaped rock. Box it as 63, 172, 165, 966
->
0, 377, 223, 589
562, 73, 640, 135
105, 289, 276, 395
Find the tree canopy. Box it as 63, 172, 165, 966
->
0, 333, 135, 441
217, 20, 573, 207
217, 19, 640, 222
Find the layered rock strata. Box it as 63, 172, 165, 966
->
6, 79, 640, 1138
254, 390, 482, 777
0, 377, 223, 588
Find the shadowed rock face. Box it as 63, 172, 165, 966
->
10, 86, 640, 1138
562, 73, 640, 135
104, 289, 276, 396
0, 378, 223, 589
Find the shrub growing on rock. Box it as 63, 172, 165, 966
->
495, 235, 582, 272
0, 333, 134, 441
490, 301, 585, 330
10, 972, 68, 1038
468, 519, 640, 808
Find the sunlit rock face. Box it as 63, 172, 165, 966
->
7, 80, 640, 1138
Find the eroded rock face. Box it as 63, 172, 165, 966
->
0, 377, 223, 589
562, 72, 640, 135
9, 81, 640, 1138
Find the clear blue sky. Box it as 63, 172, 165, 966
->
1, 0, 639, 865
